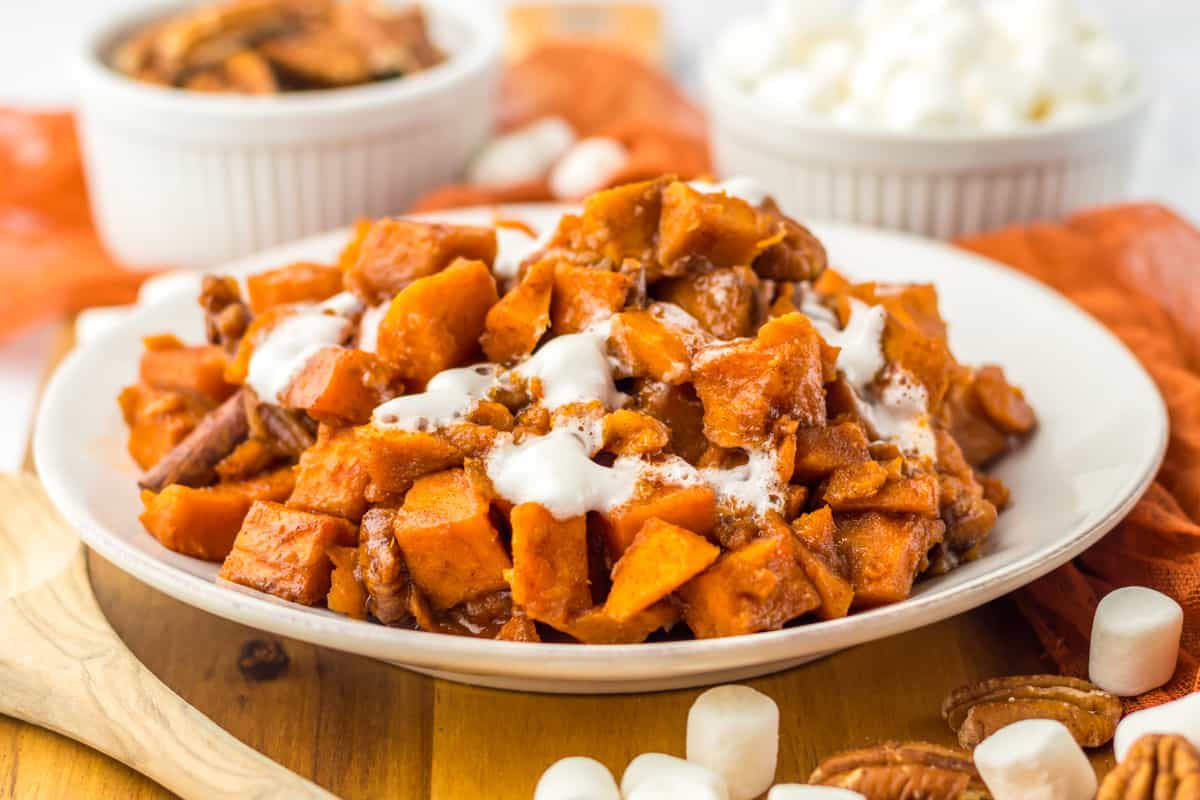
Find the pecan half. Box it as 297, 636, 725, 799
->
1098, 734, 1200, 799
809, 741, 992, 799
942, 674, 1122, 749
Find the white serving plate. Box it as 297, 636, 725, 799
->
35, 206, 1167, 694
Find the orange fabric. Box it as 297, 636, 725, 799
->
410, 40, 711, 213
0, 109, 151, 343
960, 204, 1200, 711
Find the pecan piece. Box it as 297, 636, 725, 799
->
942, 674, 1122, 750
809, 741, 992, 799
1098, 734, 1200, 799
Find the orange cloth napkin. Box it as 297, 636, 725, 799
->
961, 205, 1200, 711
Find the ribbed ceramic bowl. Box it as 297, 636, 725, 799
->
702, 54, 1150, 239
74, 1, 499, 269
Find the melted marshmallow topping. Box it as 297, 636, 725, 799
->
372, 364, 500, 431
687, 176, 771, 208
700, 448, 786, 518
513, 329, 625, 411
245, 292, 362, 403
357, 303, 388, 354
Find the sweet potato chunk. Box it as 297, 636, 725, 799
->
360, 426, 463, 495
679, 532, 820, 638
657, 181, 769, 273
139, 344, 234, 404
288, 426, 371, 521
655, 266, 758, 340
822, 460, 890, 504
793, 421, 872, 482
602, 409, 670, 455
569, 178, 664, 271
344, 219, 497, 303
377, 258, 499, 388
790, 508, 854, 620
219, 501, 357, 605
634, 380, 707, 464
605, 519, 719, 622
357, 508, 410, 624
836, 512, 944, 608
562, 602, 679, 644
481, 258, 553, 363
598, 483, 717, 558
496, 612, 540, 642
608, 309, 692, 384
214, 438, 279, 482
327, 545, 367, 619
753, 202, 827, 281
826, 474, 940, 517
393, 469, 511, 609
692, 312, 825, 448
973, 365, 1036, 434
550, 263, 631, 335
507, 504, 591, 624
279, 346, 394, 424
246, 261, 344, 313
119, 383, 211, 470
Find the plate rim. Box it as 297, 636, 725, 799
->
33, 208, 1169, 682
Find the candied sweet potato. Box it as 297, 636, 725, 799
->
655, 266, 758, 340
481, 257, 554, 363
279, 345, 395, 424
602, 409, 670, 456
288, 426, 372, 521
634, 380, 707, 464
360, 426, 463, 495
214, 438, 279, 482
357, 508, 410, 624
376, 258, 499, 388
790, 508, 854, 620
836, 512, 944, 608
327, 545, 367, 619
605, 518, 719, 622
562, 602, 679, 644
344, 219, 497, 303
507, 503, 591, 624
753, 203, 827, 282
678, 531, 820, 638
139, 344, 234, 404
656, 181, 770, 274
822, 460, 890, 504
973, 365, 1036, 434
393, 469, 511, 609
246, 261, 344, 313
496, 612, 541, 642
826, 474, 940, 517
119, 383, 211, 470
219, 501, 357, 605
598, 482, 717, 558
550, 263, 631, 335
569, 178, 665, 272
793, 421, 872, 482
608, 309, 692, 384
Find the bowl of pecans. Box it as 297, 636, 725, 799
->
74, 0, 500, 268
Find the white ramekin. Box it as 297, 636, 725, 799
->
702, 56, 1150, 240
74, 2, 500, 269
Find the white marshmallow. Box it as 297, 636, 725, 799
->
533, 756, 619, 800
766, 0, 850, 41
548, 138, 629, 201
755, 68, 840, 114
1113, 692, 1200, 762
973, 719, 1097, 800
622, 753, 730, 800
1089, 586, 1183, 697
74, 305, 134, 347
767, 786, 866, 800
717, 17, 787, 86
137, 269, 203, 306
467, 116, 575, 186
881, 66, 967, 131
686, 685, 779, 800
626, 778, 724, 800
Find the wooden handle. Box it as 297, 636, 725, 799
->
0, 551, 336, 800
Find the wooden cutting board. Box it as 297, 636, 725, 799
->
0, 326, 1116, 799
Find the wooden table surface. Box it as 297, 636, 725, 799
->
0, 328, 1116, 800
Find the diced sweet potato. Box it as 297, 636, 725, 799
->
562, 602, 680, 644
692, 312, 825, 448
279, 345, 395, 424
678, 532, 821, 638
940, 370, 1011, 466
337, 219, 373, 272
344, 219, 497, 303
793, 421, 872, 482
789, 508, 854, 620
376, 258, 499, 388
935, 430, 1000, 554
214, 438, 278, 482
605, 518, 719, 622
119, 383, 211, 470
822, 460, 889, 504
656, 181, 769, 273
602, 409, 670, 456
753, 202, 827, 282
360, 426, 463, 495
496, 612, 541, 642
219, 501, 357, 605
655, 266, 758, 340
569, 178, 665, 272
634, 380, 707, 464
608, 309, 692, 384
140, 344, 235, 404
973, 365, 1036, 434
246, 261, 344, 313
357, 508, 410, 624
550, 263, 631, 335
327, 545, 367, 619
393, 469, 511, 609
826, 474, 940, 517
288, 426, 371, 521
836, 512, 944, 608
598, 483, 717, 558
507, 503, 591, 624
481, 257, 554, 363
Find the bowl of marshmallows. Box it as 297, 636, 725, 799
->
702, 0, 1149, 238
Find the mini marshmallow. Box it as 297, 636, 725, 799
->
1089, 586, 1183, 697
767, 786, 866, 800
755, 68, 840, 114
1113, 692, 1200, 762
137, 269, 203, 306
626, 778, 724, 800
882, 66, 967, 131
533, 756, 619, 800
973, 719, 1097, 800
687, 685, 779, 800
467, 116, 576, 187
717, 17, 787, 86
75, 305, 135, 347
548, 138, 629, 201
622, 753, 730, 800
